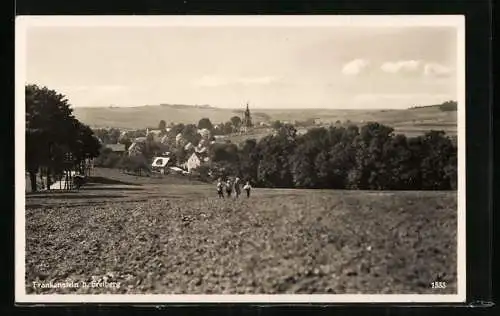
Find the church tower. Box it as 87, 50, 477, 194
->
241, 102, 252, 134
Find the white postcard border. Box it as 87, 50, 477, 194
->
15, 15, 466, 304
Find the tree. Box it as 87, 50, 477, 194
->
257, 134, 296, 188
209, 142, 240, 176
25, 84, 101, 191
223, 121, 234, 135
239, 139, 259, 182
198, 118, 214, 131
182, 124, 201, 145
349, 122, 395, 190
444, 151, 457, 190
108, 128, 121, 144
290, 128, 330, 188
439, 100, 458, 112
171, 123, 185, 136
93, 128, 110, 144
230, 116, 242, 129
381, 134, 416, 190
419, 131, 456, 190
118, 134, 132, 150
128, 155, 151, 176
272, 120, 283, 130
158, 120, 167, 131
277, 124, 297, 140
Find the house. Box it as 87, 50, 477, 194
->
169, 166, 189, 175
127, 136, 149, 156
184, 142, 194, 151
160, 135, 169, 144
195, 146, 208, 154
128, 142, 144, 156
151, 156, 171, 174
197, 128, 211, 139
105, 143, 126, 155
183, 152, 209, 173
175, 133, 184, 145
146, 128, 163, 142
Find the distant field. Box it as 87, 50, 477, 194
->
73, 104, 457, 137
25, 168, 457, 295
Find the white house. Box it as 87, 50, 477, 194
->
128, 142, 144, 156
198, 128, 211, 139
160, 135, 169, 144
151, 156, 171, 174
175, 133, 184, 145
183, 152, 209, 173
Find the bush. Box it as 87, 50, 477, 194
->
94, 148, 122, 168
117, 155, 151, 176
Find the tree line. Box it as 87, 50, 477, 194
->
197, 122, 457, 191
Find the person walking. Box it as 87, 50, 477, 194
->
243, 181, 252, 198
234, 177, 241, 198
225, 178, 233, 197
216, 178, 224, 199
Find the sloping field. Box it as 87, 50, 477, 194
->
25, 171, 457, 295
73, 104, 457, 135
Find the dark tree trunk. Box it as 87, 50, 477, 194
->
46, 169, 51, 190
29, 171, 37, 192
39, 171, 44, 190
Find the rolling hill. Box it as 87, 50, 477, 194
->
73, 103, 457, 136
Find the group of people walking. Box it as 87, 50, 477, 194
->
216, 177, 252, 199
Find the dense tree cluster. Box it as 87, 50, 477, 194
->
26, 85, 101, 191
196, 122, 457, 191
410, 100, 457, 112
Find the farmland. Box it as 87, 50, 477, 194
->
25, 168, 457, 295
73, 104, 457, 137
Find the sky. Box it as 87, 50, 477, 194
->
25, 25, 459, 109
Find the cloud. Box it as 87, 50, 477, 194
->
379, 60, 453, 77
193, 75, 278, 87
424, 63, 453, 77
341, 59, 370, 76
380, 60, 421, 74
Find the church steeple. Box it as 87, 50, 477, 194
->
243, 102, 252, 128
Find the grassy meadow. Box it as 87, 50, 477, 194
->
25, 168, 457, 295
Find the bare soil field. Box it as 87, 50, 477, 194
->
25, 169, 457, 295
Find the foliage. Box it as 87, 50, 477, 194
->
117, 155, 151, 176
438, 100, 458, 112
230, 116, 242, 129
94, 148, 122, 168
212, 121, 458, 191
158, 120, 167, 131
197, 118, 214, 131
182, 124, 201, 146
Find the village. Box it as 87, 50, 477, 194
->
93, 103, 316, 180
